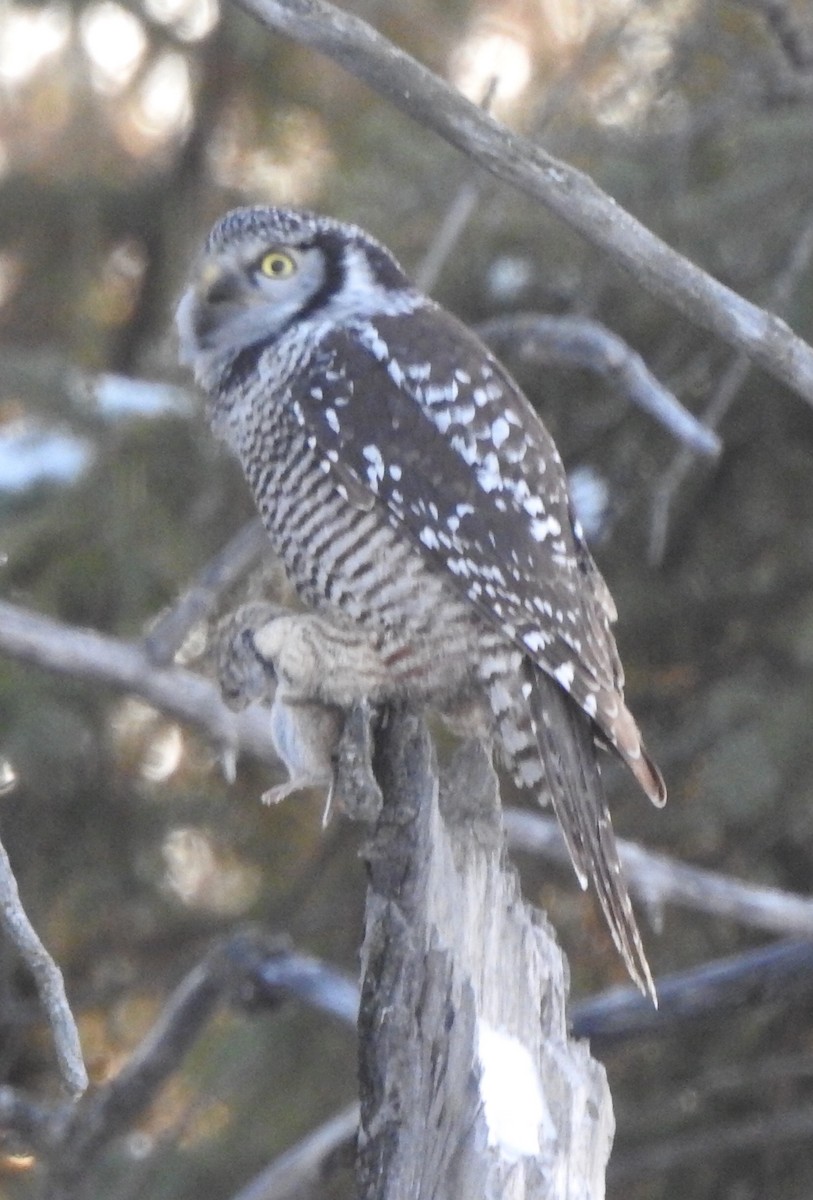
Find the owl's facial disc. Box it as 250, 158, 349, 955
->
175, 239, 327, 371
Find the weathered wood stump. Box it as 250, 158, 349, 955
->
354, 710, 614, 1200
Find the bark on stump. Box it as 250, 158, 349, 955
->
355, 710, 614, 1200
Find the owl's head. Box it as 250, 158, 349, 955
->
176, 206, 411, 387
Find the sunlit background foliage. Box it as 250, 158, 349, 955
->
2, 0, 813, 1196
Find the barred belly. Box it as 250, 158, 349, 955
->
243, 424, 485, 701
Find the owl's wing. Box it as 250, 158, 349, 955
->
296, 304, 661, 800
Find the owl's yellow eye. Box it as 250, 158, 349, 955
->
259, 251, 297, 279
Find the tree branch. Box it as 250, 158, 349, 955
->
144, 518, 270, 666
505, 808, 813, 937
477, 313, 720, 457
230, 0, 813, 407
9, 933, 354, 1199
736, 0, 813, 72
0, 835, 87, 1098
229, 1102, 359, 1200
611, 1103, 813, 1182
573, 937, 813, 1045
649, 206, 813, 564
0, 599, 280, 767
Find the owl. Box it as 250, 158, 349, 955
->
177, 206, 665, 1000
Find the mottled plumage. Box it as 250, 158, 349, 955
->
178, 207, 665, 1000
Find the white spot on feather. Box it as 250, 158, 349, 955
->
491, 416, 510, 447
477, 453, 503, 493
450, 434, 478, 466
531, 515, 562, 542
554, 662, 575, 688
425, 383, 455, 406
407, 362, 431, 381
523, 629, 551, 653
362, 444, 385, 486
434, 409, 452, 434
361, 327, 389, 360
387, 359, 406, 387
447, 557, 473, 577
489, 681, 513, 714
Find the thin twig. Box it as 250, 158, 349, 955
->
229, 1103, 359, 1200
414, 180, 484, 295
735, 0, 813, 71
0, 1086, 57, 1151
413, 76, 498, 294
415, 19, 638, 293
0, 935, 360, 1197
477, 313, 721, 457
611, 1102, 813, 1182
649, 208, 813, 563
229, 0, 813, 407
0, 835, 87, 1098
44, 933, 289, 1197
505, 808, 813, 936
144, 518, 270, 666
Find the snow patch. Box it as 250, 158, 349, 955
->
477, 1021, 552, 1160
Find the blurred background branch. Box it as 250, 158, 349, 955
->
232, 0, 813, 406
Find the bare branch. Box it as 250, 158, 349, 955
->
736, 0, 813, 71
649, 207, 813, 563
144, 518, 270, 666
477, 313, 721, 457
230, 0, 813, 407
413, 76, 497, 293
0, 835, 87, 1098
572, 937, 813, 1045
241, 947, 359, 1025
0, 937, 363, 1198
230, 1103, 359, 1200
0, 599, 280, 767
504, 808, 813, 936
56, 944, 242, 1169
41, 933, 288, 1198
0, 1086, 60, 1153
414, 180, 483, 296
611, 1103, 813, 1183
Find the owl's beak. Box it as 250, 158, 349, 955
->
197, 261, 243, 306
175, 261, 245, 360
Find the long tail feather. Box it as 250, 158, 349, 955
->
526, 663, 657, 1004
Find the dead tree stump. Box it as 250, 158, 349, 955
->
355, 710, 614, 1199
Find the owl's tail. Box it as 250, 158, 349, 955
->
504, 662, 657, 1004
